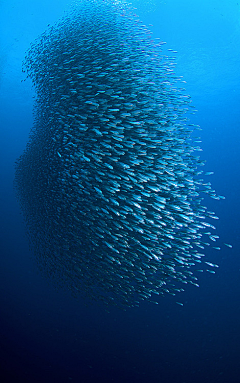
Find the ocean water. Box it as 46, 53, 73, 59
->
0, 0, 240, 382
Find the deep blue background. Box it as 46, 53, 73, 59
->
0, 0, 239, 382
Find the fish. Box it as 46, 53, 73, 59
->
14, 0, 224, 308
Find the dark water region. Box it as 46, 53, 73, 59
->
0, 0, 240, 382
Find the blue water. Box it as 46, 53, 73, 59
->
0, 0, 240, 382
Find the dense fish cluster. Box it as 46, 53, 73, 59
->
15, 0, 222, 307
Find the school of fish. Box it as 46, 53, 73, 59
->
15, 0, 224, 307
